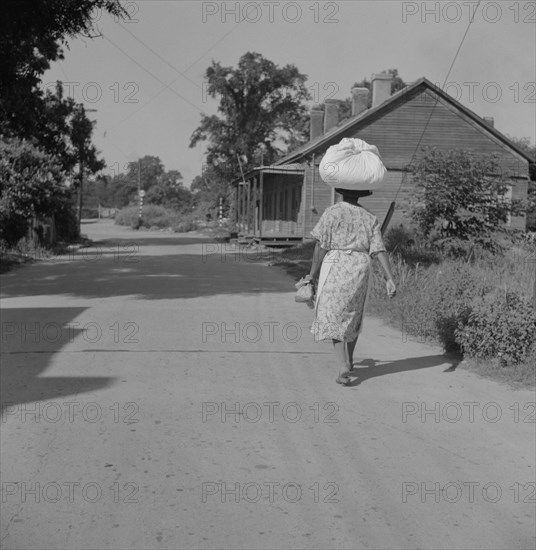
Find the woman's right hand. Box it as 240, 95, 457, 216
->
386, 279, 396, 299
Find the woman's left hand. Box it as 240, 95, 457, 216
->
386, 279, 396, 299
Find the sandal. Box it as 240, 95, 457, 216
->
336, 370, 352, 385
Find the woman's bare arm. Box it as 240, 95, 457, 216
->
375, 251, 396, 297
308, 241, 328, 280
375, 251, 394, 281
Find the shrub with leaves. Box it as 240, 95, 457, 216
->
115, 204, 181, 229
427, 263, 500, 353
409, 148, 523, 254
383, 224, 441, 266
456, 290, 536, 366
0, 137, 71, 245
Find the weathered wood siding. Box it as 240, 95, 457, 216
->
260, 173, 302, 237
261, 220, 299, 236
298, 87, 529, 233
299, 165, 333, 238
299, 168, 413, 238
351, 89, 527, 176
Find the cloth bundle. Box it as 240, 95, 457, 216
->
295, 277, 315, 309
319, 137, 386, 190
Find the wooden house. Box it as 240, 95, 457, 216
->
234, 75, 533, 242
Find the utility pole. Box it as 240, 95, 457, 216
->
77, 108, 97, 235
78, 155, 84, 234
138, 158, 141, 196
137, 159, 145, 227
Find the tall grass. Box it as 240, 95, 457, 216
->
114, 205, 200, 232
271, 223, 535, 384
368, 227, 535, 385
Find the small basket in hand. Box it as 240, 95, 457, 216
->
295, 277, 315, 309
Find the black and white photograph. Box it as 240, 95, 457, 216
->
1, 1, 535, 548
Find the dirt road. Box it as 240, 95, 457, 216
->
1, 220, 534, 549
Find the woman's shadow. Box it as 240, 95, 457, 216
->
347, 354, 460, 386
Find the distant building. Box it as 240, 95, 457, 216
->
234, 75, 533, 242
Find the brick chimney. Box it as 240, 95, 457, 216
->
371, 73, 392, 108
483, 116, 494, 128
351, 87, 369, 116
323, 99, 339, 133
310, 106, 323, 141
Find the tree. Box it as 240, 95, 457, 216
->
0, 2, 122, 242
507, 135, 536, 181
127, 155, 165, 191
0, 138, 69, 244
145, 170, 193, 212
105, 157, 192, 211
507, 135, 536, 230
190, 166, 233, 218
190, 52, 311, 183
0, 0, 126, 140
108, 156, 165, 208
70, 104, 105, 228
409, 148, 523, 252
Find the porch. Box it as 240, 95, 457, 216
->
235, 164, 306, 244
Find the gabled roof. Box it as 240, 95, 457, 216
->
275, 77, 534, 166
233, 163, 306, 184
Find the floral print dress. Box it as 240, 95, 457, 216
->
310, 202, 386, 342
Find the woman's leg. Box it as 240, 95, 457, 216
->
346, 338, 358, 367
332, 339, 351, 376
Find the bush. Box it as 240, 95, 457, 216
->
173, 220, 199, 233
384, 224, 415, 252
427, 264, 493, 353
55, 203, 80, 242
115, 205, 181, 229
0, 211, 28, 245
456, 290, 536, 366
0, 137, 70, 246
81, 207, 99, 218
383, 224, 441, 266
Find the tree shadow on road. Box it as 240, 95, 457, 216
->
0, 250, 293, 300
1, 307, 116, 415
348, 354, 460, 386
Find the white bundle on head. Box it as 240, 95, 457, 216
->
319, 137, 387, 190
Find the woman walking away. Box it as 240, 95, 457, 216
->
306, 138, 396, 386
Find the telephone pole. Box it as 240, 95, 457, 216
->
77, 108, 97, 235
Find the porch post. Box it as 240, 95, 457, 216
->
240, 184, 246, 233
237, 184, 241, 231
252, 176, 258, 236
259, 169, 264, 239
246, 179, 251, 235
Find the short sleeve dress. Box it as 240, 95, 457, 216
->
310, 201, 386, 342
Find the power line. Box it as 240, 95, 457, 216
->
104, 20, 243, 133
117, 21, 201, 90
394, 0, 482, 203
102, 32, 204, 113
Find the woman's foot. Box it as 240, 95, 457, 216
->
336, 368, 352, 385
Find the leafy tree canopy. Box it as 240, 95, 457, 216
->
0, 137, 70, 243
409, 148, 524, 251
100, 156, 192, 212
190, 52, 311, 181
0, 0, 125, 140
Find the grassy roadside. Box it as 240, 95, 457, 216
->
271, 237, 536, 389
0, 251, 35, 274
0, 238, 91, 274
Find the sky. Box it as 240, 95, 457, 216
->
42, 0, 536, 186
